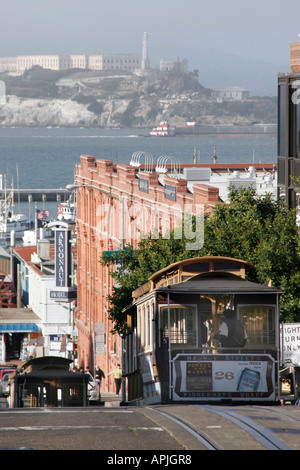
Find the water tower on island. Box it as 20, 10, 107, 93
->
141, 32, 150, 71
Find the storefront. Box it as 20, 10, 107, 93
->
0, 308, 41, 362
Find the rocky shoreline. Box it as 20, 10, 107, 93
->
0, 69, 277, 130
0, 96, 277, 135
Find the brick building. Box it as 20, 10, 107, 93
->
74, 154, 276, 392
74, 155, 220, 391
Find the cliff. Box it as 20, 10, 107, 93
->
0, 67, 277, 128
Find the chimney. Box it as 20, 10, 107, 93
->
290, 42, 300, 72
37, 239, 50, 260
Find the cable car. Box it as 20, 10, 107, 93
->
122, 256, 282, 405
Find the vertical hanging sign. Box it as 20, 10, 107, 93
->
94, 322, 105, 354
55, 230, 70, 288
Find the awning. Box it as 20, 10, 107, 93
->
0, 308, 41, 334
0, 323, 39, 333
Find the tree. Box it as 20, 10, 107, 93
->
101, 185, 300, 333
101, 235, 190, 334
202, 185, 300, 322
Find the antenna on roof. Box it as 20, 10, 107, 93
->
213, 146, 217, 164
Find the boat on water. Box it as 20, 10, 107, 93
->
185, 120, 197, 127
149, 119, 276, 137
0, 212, 29, 234
149, 121, 170, 136
0, 176, 29, 243
174, 121, 277, 136
57, 200, 76, 221
0, 210, 30, 246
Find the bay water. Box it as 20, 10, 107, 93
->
0, 126, 277, 220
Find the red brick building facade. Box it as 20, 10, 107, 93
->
74, 155, 223, 391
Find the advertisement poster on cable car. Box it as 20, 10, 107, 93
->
172, 354, 275, 401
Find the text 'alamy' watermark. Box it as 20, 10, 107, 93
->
95, 201, 204, 251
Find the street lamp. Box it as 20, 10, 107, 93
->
66, 183, 125, 248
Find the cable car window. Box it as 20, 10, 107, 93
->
160, 305, 197, 345
239, 305, 276, 347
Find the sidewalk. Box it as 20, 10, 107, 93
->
100, 391, 122, 407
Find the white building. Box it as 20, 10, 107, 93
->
98, 54, 140, 71
0, 57, 17, 73
0, 54, 140, 75
70, 55, 88, 69
16, 55, 62, 74
211, 86, 249, 101
160, 58, 188, 73
12, 238, 76, 359
181, 164, 277, 202
0, 80, 6, 104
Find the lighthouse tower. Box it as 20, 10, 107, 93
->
141, 32, 150, 70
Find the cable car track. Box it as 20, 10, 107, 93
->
147, 407, 222, 450
254, 405, 300, 425
196, 405, 292, 450
148, 404, 295, 450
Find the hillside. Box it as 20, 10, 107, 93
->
0, 67, 277, 128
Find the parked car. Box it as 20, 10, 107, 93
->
86, 373, 100, 403
0, 368, 15, 381
0, 370, 14, 397
0, 366, 14, 374
0, 373, 11, 397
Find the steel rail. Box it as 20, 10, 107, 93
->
251, 405, 300, 425
196, 405, 292, 450
147, 407, 223, 450
149, 404, 294, 450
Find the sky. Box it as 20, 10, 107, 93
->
1, 0, 300, 94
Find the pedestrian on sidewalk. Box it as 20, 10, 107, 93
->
28, 343, 36, 359
95, 365, 105, 389
107, 364, 122, 397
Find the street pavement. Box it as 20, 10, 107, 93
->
1, 394, 300, 452
0, 394, 188, 452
